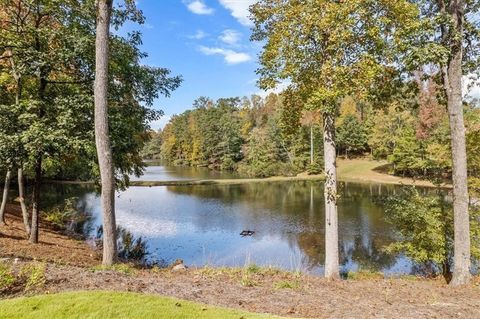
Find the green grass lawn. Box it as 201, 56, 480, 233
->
0, 291, 284, 319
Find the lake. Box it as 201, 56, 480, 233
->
44, 164, 434, 275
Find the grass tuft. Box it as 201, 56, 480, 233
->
0, 263, 15, 290
273, 280, 300, 290
346, 270, 384, 281
20, 262, 46, 291
89, 263, 137, 276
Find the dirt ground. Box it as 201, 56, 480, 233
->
0, 205, 99, 266
2, 259, 480, 319
1, 206, 480, 319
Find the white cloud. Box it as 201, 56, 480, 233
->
189, 30, 208, 40
254, 79, 291, 98
185, 0, 214, 15
219, 29, 242, 45
218, 0, 257, 26
199, 46, 252, 64
149, 115, 171, 131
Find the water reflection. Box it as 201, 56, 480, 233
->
42, 178, 433, 275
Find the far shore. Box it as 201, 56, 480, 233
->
46, 158, 450, 188
132, 158, 448, 188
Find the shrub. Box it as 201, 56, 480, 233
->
381, 186, 480, 278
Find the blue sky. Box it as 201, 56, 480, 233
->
126, 0, 262, 130
126, 1, 479, 130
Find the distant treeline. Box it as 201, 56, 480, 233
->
143, 82, 480, 182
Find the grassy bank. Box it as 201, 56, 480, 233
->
0, 291, 283, 319
129, 174, 324, 187
129, 158, 441, 188
336, 158, 442, 187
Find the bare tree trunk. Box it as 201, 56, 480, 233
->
18, 167, 30, 236
323, 113, 339, 279
95, 0, 117, 266
29, 157, 42, 244
310, 125, 314, 165
442, 0, 471, 286
0, 170, 12, 225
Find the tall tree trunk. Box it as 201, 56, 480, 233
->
18, 167, 30, 236
29, 157, 41, 243
95, 0, 117, 266
323, 113, 340, 279
310, 125, 314, 165
442, 0, 471, 286
0, 170, 12, 225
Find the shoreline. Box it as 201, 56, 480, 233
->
47, 158, 448, 189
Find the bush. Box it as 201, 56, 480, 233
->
43, 198, 80, 230
381, 187, 480, 278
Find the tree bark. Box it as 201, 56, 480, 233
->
18, 167, 30, 236
95, 0, 117, 266
29, 157, 42, 243
323, 112, 340, 279
310, 125, 314, 165
442, 0, 471, 286
0, 170, 12, 225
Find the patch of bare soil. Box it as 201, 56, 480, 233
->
0, 205, 99, 266
1, 204, 480, 318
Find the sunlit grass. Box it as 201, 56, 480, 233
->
0, 291, 284, 319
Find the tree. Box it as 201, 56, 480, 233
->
336, 115, 367, 159
95, 0, 116, 266
0, 170, 11, 225
402, 0, 480, 285
300, 110, 321, 165
250, 0, 417, 279
382, 187, 480, 280
439, 0, 471, 286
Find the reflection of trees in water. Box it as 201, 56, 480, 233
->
50, 181, 434, 271
295, 232, 396, 272
168, 181, 405, 272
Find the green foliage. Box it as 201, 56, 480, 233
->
306, 162, 322, 175
387, 126, 426, 176
382, 187, 480, 275
151, 93, 319, 177
43, 198, 78, 230
250, 0, 418, 120
20, 262, 46, 291
336, 115, 367, 158
245, 264, 261, 274
0, 0, 181, 187
0, 263, 15, 290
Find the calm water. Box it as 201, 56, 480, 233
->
40, 164, 436, 276
129, 161, 241, 181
